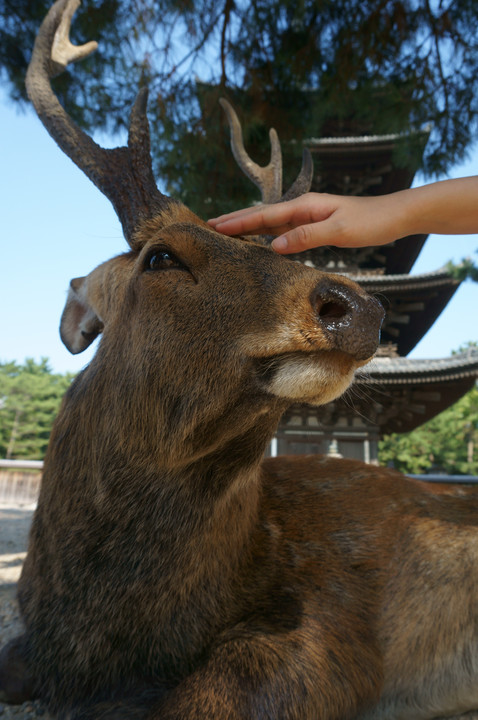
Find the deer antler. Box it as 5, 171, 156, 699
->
26, 0, 176, 248
50, 0, 98, 75
219, 99, 282, 204
220, 98, 314, 205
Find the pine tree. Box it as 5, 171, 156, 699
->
0, 359, 73, 460
1, 0, 478, 216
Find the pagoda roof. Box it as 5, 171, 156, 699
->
278, 130, 476, 438
307, 131, 414, 146
350, 266, 457, 289
360, 349, 478, 384
305, 128, 429, 196
290, 265, 461, 357
289, 235, 428, 276
353, 268, 461, 356
352, 349, 478, 433
302, 129, 430, 275
285, 350, 478, 436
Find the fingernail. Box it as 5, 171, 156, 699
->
272, 236, 288, 251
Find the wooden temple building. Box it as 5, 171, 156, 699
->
272, 131, 478, 462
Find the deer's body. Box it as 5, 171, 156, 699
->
1, 1, 477, 718
15, 445, 478, 720
4, 211, 478, 720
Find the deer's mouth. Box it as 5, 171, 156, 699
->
255, 348, 363, 406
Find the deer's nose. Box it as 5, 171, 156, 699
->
311, 278, 384, 361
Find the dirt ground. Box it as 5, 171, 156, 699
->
0, 503, 34, 641
0, 503, 47, 718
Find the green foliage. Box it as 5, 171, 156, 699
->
446, 253, 478, 283
452, 341, 478, 355
1, 0, 478, 216
0, 358, 73, 460
378, 383, 478, 475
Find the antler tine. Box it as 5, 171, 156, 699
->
219, 99, 283, 204
26, 0, 174, 248
50, 0, 98, 75
280, 147, 314, 202
220, 98, 314, 208
129, 88, 158, 192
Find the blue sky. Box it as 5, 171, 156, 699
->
1, 88, 477, 375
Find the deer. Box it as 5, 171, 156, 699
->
1, 0, 477, 718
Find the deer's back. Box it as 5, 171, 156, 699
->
259, 453, 478, 611
259, 455, 478, 717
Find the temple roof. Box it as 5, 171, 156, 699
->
351, 349, 478, 433
360, 349, 478, 384
307, 131, 415, 145
277, 128, 476, 439
349, 266, 457, 290
289, 235, 428, 276
301, 129, 430, 275
354, 268, 461, 356
283, 351, 478, 436
305, 128, 429, 196
290, 265, 460, 356
278, 130, 477, 439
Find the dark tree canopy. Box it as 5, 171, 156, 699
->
2, 0, 478, 217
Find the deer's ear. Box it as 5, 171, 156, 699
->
60, 277, 104, 354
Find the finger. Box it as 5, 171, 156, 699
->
271, 221, 336, 253
212, 204, 265, 221
207, 204, 268, 227
210, 198, 297, 230
212, 201, 308, 236
207, 212, 262, 236
211, 209, 278, 236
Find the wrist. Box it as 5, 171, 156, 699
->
389, 188, 422, 239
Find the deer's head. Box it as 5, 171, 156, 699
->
26, 0, 384, 466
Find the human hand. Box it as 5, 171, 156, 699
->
209, 178, 478, 253
208, 192, 406, 253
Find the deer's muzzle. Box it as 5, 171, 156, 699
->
311, 278, 384, 361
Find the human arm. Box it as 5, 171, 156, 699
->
207, 177, 478, 254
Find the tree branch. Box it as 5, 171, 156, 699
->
220, 0, 234, 86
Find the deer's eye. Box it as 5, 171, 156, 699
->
145, 250, 186, 272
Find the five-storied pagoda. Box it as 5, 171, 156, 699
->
274, 130, 478, 462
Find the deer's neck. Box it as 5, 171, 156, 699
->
44, 365, 281, 566
43, 401, 268, 640
37, 367, 283, 675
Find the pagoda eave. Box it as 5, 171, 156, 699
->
354, 269, 462, 356
304, 129, 431, 275
359, 351, 478, 384
288, 234, 428, 276
352, 351, 478, 433
305, 130, 429, 198
278, 351, 478, 445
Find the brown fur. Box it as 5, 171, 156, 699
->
0, 206, 477, 720
3, 2, 477, 715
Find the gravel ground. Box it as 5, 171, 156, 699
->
0, 504, 48, 720
1, 503, 477, 720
